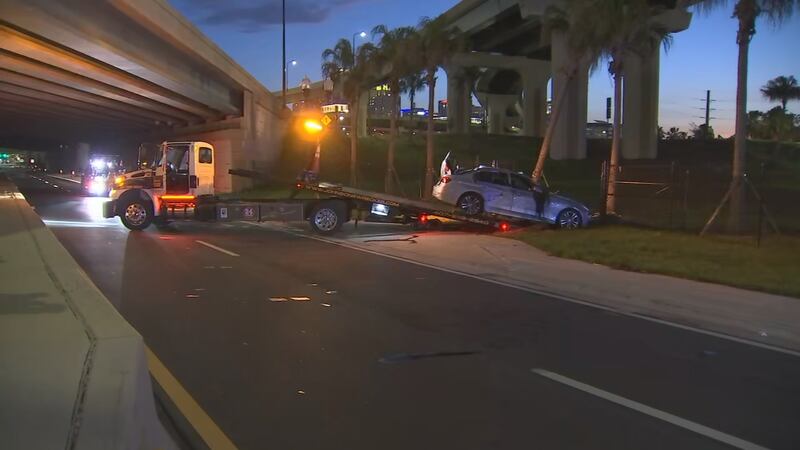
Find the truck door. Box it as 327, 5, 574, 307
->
165, 143, 190, 194
190, 143, 214, 196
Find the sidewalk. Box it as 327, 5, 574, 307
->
286, 222, 800, 354
0, 173, 175, 449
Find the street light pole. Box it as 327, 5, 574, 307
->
287, 59, 297, 91
281, 0, 286, 106
351, 31, 367, 68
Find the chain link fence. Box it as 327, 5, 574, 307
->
604, 160, 798, 236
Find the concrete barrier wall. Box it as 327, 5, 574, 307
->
0, 175, 175, 449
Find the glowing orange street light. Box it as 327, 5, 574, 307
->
303, 119, 324, 134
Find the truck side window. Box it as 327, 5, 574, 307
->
199, 147, 212, 164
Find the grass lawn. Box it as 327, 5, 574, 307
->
510, 225, 800, 298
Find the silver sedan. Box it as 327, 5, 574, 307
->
432, 166, 591, 229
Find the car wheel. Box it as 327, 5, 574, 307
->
556, 208, 582, 229
309, 200, 347, 235
457, 192, 484, 217
120, 199, 153, 231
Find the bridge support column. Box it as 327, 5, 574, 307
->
445, 66, 470, 134
357, 90, 368, 138
622, 48, 660, 159
485, 94, 517, 135
550, 31, 588, 160
521, 63, 550, 137
176, 90, 285, 193
76, 142, 90, 171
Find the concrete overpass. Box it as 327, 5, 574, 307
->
0, 0, 286, 192
443, 0, 693, 160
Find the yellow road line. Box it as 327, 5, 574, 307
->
146, 346, 238, 450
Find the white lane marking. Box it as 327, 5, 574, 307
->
48, 175, 81, 184
531, 369, 771, 450
195, 240, 240, 257
261, 223, 800, 358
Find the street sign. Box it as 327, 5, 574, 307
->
320, 115, 332, 127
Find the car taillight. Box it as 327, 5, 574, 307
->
439, 176, 451, 184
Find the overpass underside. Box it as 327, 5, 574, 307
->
444, 0, 691, 160
0, 0, 286, 192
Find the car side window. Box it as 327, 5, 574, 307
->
476, 170, 509, 187
510, 174, 533, 191
199, 147, 212, 164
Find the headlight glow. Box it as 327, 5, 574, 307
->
89, 178, 107, 195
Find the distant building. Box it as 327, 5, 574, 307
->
401, 108, 428, 118
437, 99, 448, 118
321, 103, 349, 115
368, 84, 394, 118
586, 121, 613, 138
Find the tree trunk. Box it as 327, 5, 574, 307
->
728, 13, 751, 232
532, 69, 572, 183
424, 70, 436, 198
606, 68, 623, 215
385, 80, 398, 193
349, 91, 359, 186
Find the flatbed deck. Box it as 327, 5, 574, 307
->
298, 181, 498, 228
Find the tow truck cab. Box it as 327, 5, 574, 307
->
103, 141, 215, 230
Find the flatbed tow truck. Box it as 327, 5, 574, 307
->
103, 141, 512, 234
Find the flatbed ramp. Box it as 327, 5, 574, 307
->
300, 182, 498, 228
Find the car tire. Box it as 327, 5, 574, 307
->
309, 200, 347, 235
556, 208, 583, 229
457, 192, 484, 217
119, 198, 154, 231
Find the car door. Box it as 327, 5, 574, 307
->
474, 170, 513, 214
510, 174, 539, 218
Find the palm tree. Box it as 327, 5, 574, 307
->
416, 16, 464, 197
695, 0, 796, 231
400, 71, 426, 111
322, 39, 377, 186
761, 75, 800, 111
321, 38, 354, 86
372, 25, 417, 193
574, 0, 672, 215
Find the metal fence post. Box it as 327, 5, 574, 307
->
668, 161, 676, 229
599, 160, 608, 218
683, 169, 690, 230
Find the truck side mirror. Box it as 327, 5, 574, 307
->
190, 175, 198, 188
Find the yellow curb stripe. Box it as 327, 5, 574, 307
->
146, 346, 238, 450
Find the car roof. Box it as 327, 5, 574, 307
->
474, 166, 527, 177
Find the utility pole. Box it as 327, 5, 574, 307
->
694, 90, 716, 139
281, 0, 286, 106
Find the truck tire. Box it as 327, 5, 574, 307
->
309, 200, 347, 235
119, 198, 154, 231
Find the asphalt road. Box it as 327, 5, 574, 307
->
11, 171, 800, 450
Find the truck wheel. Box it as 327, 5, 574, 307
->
309, 201, 346, 235
120, 198, 154, 231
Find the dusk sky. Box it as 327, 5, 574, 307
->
170, 0, 800, 137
